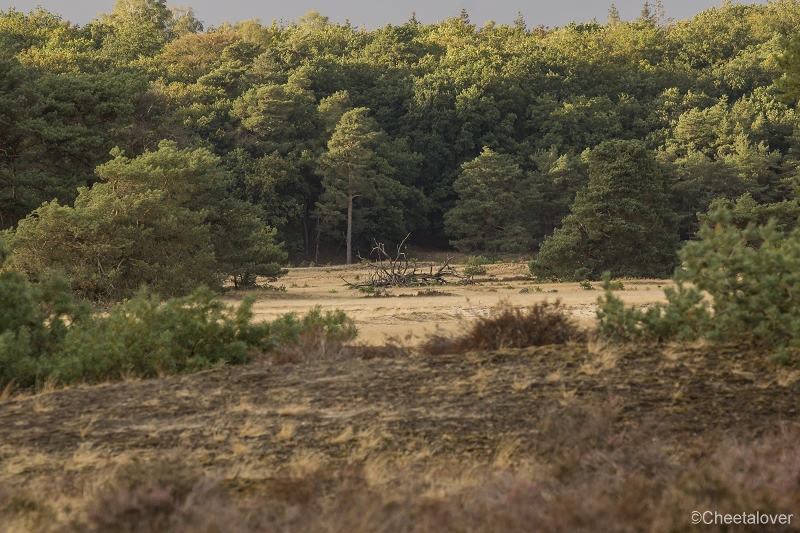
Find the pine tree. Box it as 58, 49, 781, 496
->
445, 147, 540, 253
653, 0, 667, 25
9, 141, 285, 299
777, 33, 800, 101
608, 4, 621, 25
639, 1, 657, 25
316, 108, 384, 264
513, 11, 526, 30
531, 140, 680, 280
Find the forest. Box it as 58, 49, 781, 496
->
4, 0, 800, 298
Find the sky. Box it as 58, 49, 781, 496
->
2, 0, 764, 30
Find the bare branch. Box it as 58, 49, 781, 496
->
341, 238, 473, 289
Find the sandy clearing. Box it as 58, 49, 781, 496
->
223, 263, 671, 345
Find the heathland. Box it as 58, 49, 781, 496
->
3, 1, 800, 531
3, 262, 800, 531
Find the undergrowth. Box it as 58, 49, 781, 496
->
597, 207, 800, 362
422, 300, 586, 354
0, 237, 358, 391
462, 255, 493, 277
269, 308, 358, 364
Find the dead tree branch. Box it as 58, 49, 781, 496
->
344, 235, 473, 288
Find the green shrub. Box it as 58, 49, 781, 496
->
0, 237, 92, 389
596, 273, 709, 344
607, 280, 624, 291
462, 255, 493, 277
269, 307, 357, 348
2, 287, 359, 389
0, 235, 357, 389
49, 287, 262, 385
0, 285, 268, 389
597, 207, 800, 360
269, 307, 358, 364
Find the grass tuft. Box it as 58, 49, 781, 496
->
422, 300, 586, 354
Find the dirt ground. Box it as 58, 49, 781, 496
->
230, 262, 670, 345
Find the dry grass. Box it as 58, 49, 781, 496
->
3, 407, 800, 533
276, 422, 296, 441
271, 326, 361, 365
1, 288, 799, 532
0, 382, 13, 401
422, 300, 587, 354
238, 419, 269, 439
272, 329, 412, 365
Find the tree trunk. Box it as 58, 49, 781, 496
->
346, 195, 353, 264
314, 217, 321, 266
302, 215, 309, 254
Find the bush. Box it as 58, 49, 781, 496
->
50, 287, 264, 385
269, 307, 358, 364
0, 236, 358, 389
1, 287, 362, 389
597, 207, 800, 360
462, 255, 493, 277
422, 301, 586, 354
1, 286, 267, 389
0, 237, 92, 389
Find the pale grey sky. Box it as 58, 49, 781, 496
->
2, 0, 763, 30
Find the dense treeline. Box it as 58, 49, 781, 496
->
4, 0, 800, 291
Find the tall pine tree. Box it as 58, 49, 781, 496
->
316, 108, 384, 264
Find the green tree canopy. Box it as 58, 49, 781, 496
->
777, 33, 800, 102
445, 147, 540, 253
4, 1, 800, 270
8, 141, 285, 299
531, 139, 680, 280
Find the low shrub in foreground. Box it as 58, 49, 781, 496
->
423, 300, 586, 354
53, 287, 263, 384
1, 292, 360, 390
0, 235, 358, 389
0, 237, 91, 390
598, 207, 800, 361
0, 285, 270, 389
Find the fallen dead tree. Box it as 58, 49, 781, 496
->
341, 234, 473, 288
